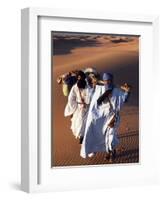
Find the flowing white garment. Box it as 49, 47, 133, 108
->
64, 84, 94, 138
80, 85, 128, 158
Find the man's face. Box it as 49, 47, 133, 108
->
92, 77, 97, 85
103, 79, 112, 85
77, 75, 82, 80
77, 75, 85, 81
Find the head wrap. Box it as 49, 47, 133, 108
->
102, 73, 113, 81
102, 73, 114, 91
84, 67, 98, 75
76, 70, 86, 80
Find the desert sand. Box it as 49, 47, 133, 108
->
52, 33, 139, 167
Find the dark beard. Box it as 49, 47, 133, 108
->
77, 79, 86, 89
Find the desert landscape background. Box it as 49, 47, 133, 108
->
52, 32, 139, 167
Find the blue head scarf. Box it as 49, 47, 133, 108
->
102, 73, 113, 81
102, 73, 114, 91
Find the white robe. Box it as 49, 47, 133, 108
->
80, 85, 128, 158
64, 84, 94, 138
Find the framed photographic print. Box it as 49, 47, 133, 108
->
21, 8, 159, 193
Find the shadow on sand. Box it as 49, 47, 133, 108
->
53, 37, 101, 55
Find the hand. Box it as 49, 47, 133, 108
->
121, 83, 131, 92
108, 121, 115, 128
69, 114, 73, 119
108, 116, 116, 128
57, 77, 62, 84
97, 90, 111, 106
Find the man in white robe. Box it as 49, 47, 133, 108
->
64, 71, 94, 143
80, 73, 130, 160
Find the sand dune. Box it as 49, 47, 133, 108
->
52, 34, 139, 167
53, 37, 138, 72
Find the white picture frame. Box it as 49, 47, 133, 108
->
21, 7, 159, 193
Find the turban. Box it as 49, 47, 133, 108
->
102, 73, 113, 81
